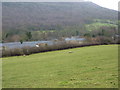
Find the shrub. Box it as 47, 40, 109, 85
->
1, 38, 118, 57
86, 36, 117, 45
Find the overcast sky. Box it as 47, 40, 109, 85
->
86, 0, 119, 11
1, 0, 119, 11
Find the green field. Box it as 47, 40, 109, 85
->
2, 45, 118, 88
85, 22, 117, 31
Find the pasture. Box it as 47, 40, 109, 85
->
2, 45, 118, 88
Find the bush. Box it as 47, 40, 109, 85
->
1, 38, 119, 57
86, 36, 117, 45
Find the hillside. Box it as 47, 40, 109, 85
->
2, 2, 117, 31
2, 2, 118, 42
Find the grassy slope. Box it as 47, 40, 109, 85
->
85, 22, 117, 31
2, 45, 118, 88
